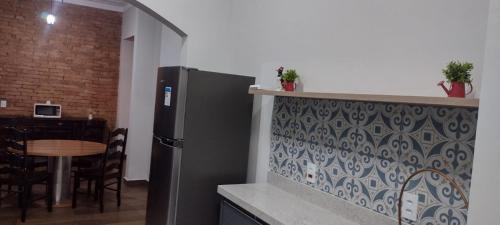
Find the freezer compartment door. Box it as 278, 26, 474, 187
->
146, 136, 182, 225
153, 67, 188, 139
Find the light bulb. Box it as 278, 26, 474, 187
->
46, 14, 56, 25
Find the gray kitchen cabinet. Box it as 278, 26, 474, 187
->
220, 200, 266, 225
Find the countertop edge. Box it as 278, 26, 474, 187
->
217, 185, 284, 225
218, 176, 403, 225
267, 172, 399, 225
218, 183, 363, 225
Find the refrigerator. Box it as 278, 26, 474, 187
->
146, 66, 255, 225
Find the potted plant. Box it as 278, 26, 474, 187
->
281, 69, 299, 91
438, 61, 474, 98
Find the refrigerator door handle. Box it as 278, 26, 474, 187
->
154, 136, 184, 148
160, 138, 175, 148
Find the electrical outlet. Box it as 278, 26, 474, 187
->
0, 99, 6, 108
402, 192, 418, 222
306, 162, 317, 184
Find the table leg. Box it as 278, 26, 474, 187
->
50, 156, 72, 206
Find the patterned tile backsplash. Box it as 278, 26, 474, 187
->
270, 96, 478, 225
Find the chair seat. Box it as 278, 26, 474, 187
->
76, 167, 100, 176
0, 170, 50, 185
72, 155, 101, 170
33, 157, 48, 168
76, 167, 120, 180
72, 158, 94, 169
0, 166, 10, 174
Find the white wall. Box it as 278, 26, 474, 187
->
132, 0, 492, 183
117, 39, 134, 129
129, 0, 236, 74
121, 7, 138, 39
124, 8, 163, 181
159, 26, 187, 67
120, 6, 186, 181
117, 7, 137, 129
230, 0, 490, 182
231, 0, 488, 96
468, 0, 500, 223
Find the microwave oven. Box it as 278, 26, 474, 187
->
33, 103, 62, 118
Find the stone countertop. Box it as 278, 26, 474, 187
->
218, 183, 360, 225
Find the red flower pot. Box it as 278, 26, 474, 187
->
448, 82, 466, 97
438, 81, 473, 98
282, 82, 295, 91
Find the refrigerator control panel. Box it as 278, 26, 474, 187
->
164, 86, 172, 106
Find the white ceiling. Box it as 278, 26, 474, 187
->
61, 0, 131, 12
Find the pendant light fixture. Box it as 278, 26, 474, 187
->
46, 13, 55, 24
46, 0, 59, 25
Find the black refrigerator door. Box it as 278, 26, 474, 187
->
146, 136, 182, 225
153, 67, 188, 139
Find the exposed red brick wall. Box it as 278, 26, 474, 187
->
0, 0, 121, 127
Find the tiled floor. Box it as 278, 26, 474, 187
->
0, 182, 147, 225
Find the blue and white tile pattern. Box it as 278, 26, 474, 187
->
270, 96, 477, 225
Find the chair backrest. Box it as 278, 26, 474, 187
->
0, 148, 6, 165
0, 127, 7, 163
101, 128, 128, 178
81, 122, 107, 143
0, 127, 9, 167
1, 127, 29, 173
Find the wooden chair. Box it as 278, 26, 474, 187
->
0, 136, 11, 206
0, 128, 53, 222
71, 126, 108, 195
72, 123, 108, 168
72, 128, 128, 213
1, 126, 48, 171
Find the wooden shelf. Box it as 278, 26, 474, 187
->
249, 87, 480, 108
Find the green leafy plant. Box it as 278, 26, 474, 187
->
442, 61, 474, 83
281, 69, 299, 82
